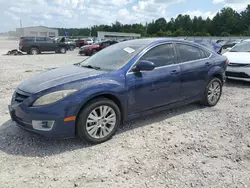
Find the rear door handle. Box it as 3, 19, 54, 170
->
170, 70, 179, 75
205, 62, 212, 67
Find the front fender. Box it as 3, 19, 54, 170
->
72, 78, 127, 118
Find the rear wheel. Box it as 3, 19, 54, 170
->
77, 97, 121, 144
201, 77, 222, 106
30, 47, 39, 55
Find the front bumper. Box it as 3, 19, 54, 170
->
226, 66, 250, 82
8, 96, 78, 138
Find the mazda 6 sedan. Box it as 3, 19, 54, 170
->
9, 38, 228, 144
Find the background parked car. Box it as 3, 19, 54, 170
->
222, 39, 243, 50
79, 40, 118, 56
224, 39, 250, 82
64, 38, 77, 51
75, 38, 88, 48
19, 36, 68, 55
86, 39, 94, 45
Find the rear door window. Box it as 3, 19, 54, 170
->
36, 37, 46, 42
175, 44, 204, 63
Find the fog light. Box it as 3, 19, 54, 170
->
32, 120, 54, 131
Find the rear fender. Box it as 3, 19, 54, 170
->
206, 66, 224, 83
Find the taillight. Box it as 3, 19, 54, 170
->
226, 59, 230, 65
20, 41, 24, 47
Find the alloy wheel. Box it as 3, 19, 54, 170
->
207, 80, 221, 105
60, 48, 66, 53
86, 105, 116, 139
31, 49, 38, 55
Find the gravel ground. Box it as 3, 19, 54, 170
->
0, 40, 250, 188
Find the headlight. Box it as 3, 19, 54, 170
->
33, 90, 77, 106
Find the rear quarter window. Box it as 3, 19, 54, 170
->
200, 49, 211, 58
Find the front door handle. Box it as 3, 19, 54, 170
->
205, 62, 212, 67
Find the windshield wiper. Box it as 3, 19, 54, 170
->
81, 65, 101, 70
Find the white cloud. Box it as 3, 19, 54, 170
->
183, 10, 217, 19
4, 11, 20, 21
213, 0, 250, 11
4, 0, 243, 33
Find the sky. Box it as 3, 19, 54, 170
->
0, 0, 250, 32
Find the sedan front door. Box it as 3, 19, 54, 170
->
126, 43, 181, 115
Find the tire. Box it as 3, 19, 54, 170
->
69, 45, 75, 51
59, 47, 67, 54
92, 49, 97, 55
77, 97, 121, 144
30, 47, 39, 55
201, 77, 222, 107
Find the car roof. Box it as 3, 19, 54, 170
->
120, 38, 188, 46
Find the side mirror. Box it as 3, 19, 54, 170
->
132, 60, 156, 72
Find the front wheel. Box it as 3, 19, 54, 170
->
69, 45, 75, 51
91, 49, 97, 55
201, 77, 222, 107
77, 97, 121, 144
59, 47, 67, 54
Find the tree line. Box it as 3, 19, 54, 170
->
58, 4, 250, 37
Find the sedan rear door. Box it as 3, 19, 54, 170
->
174, 43, 213, 100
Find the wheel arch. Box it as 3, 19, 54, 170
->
75, 93, 125, 131
30, 46, 40, 52
207, 66, 225, 84
212, 73, 224, 84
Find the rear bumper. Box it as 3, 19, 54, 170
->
19, 46, 29, 53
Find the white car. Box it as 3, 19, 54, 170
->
224, 39, 250, 82
86, 39, 93, 45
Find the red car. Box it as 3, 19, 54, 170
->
79, 40, 118, 56
75, 39, 88, 48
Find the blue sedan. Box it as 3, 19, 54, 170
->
9, 38, 228, 144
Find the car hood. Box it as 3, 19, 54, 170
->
18, 65, 105, 93
223, 52, 250, 64
80, 45, 91, 49
80, 44, 99, 49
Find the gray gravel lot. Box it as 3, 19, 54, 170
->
0, 40, 250, 188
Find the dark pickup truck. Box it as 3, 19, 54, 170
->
19, 36, 68, 55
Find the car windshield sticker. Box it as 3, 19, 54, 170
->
124, 47, 135, 53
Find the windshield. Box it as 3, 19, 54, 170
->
94, 41, 101, 45
78, 41, 144, 71
230, 41, 250, 52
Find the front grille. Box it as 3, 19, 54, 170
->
14, 90, 31, 103
226, 71, 250, 78
228, 63, 250, 67
12, 112, 32, 129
